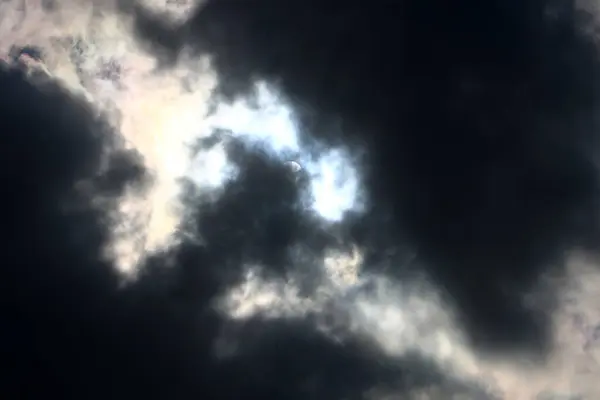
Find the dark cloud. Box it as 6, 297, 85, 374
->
0, 60, 140, 396
7, 0, 600, 397
125, 0, 600, 356
0, 48, 492, 399
8, 44, 44, 63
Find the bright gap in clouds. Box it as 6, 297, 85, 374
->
191, 82, 366, 224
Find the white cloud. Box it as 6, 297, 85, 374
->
200, 81, 366, 223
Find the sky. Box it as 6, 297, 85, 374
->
1, 0, 600, 399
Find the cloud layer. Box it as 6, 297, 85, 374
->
2, 0, 600, 399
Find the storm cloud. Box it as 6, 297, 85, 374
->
3, 0, 600, 398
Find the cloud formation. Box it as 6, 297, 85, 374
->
3, 0, 600, 398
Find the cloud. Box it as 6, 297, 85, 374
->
0, 56, 491, 398
125, 0, 600, 346
0, 47, 494, 399
123, 0, 600, 397
193, 82, 367, 223
4, 0, 600, 398
0, 58, 146, 395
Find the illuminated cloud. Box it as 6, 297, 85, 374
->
200, 81, 366, 223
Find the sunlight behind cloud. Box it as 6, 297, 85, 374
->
4, 1, 599, 397
201, 82, 366, 223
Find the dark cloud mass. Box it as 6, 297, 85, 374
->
128, 0, 600, 351
0, 58, 489, 399
0, 43, 488, 400
4, 0, 600, 398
